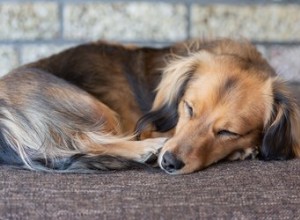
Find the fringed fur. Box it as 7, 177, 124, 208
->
260, 78, 300, 160
136, 52, 214, 134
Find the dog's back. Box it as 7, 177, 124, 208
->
0, 42, 170, 172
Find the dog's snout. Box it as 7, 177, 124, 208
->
161, 151, 185, 173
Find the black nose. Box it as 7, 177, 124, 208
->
161, 151, 185, 173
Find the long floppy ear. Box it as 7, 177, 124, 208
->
136, 52, 209, 134
260, 79, 300, 160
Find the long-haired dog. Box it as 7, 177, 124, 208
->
0, 38, 299, 174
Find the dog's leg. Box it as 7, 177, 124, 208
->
85, 138, 166, 163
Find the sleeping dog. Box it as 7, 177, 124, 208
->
0, 38, 299, 174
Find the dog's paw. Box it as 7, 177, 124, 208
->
227, 147, 259, 161
135, 138, 167, 163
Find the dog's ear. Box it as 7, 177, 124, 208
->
260, 79, 300, 160
136, 53, 209, 134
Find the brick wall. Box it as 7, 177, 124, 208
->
0, 0, 299, 81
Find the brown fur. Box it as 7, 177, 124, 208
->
0, 38, 299, 174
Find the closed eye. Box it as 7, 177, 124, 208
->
217, 130, 239, 137
184, 101, 193, 118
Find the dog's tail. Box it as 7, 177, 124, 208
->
0, 107, 149, 172
0, 69, 151, 173
0, 130, 146, 173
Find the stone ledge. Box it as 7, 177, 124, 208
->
64, 2, 187, 41
1, 42, 299, 83
267, 46, 300, 82
0, 3, 59, 40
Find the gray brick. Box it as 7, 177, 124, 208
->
268, 46, 300, 82
0, 3, 59, 40
255, 45, 269, 59
191, 4, 300, 41
0, 46, 19, 77
64, 2, 187, 41
21, 44, 73, 65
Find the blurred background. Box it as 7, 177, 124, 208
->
0, 0, 299, 82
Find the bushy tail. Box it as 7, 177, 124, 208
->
0, 139, 148, 173
0, 69, 152, 173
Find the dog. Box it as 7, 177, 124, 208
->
0, 38, 299, 174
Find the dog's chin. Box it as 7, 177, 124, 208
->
159, 164, 196, 175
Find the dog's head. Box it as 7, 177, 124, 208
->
138, 39, 300, 174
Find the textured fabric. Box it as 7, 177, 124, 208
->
1, 159, 300, 219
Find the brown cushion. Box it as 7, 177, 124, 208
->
1, 159, 300, 219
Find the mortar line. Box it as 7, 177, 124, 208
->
0, 0, 299, 4
58, 1, 64, 40
186, 2, 192, 39
1, 40, 300, 47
